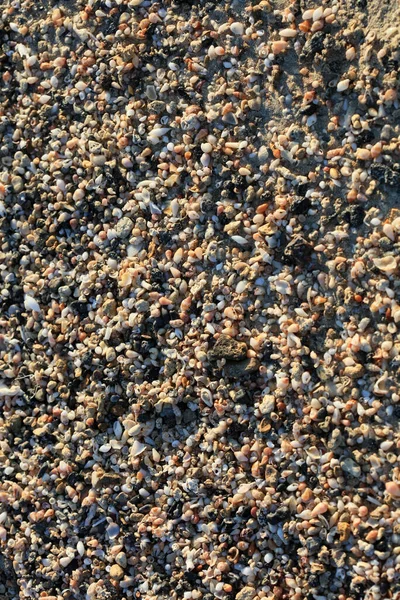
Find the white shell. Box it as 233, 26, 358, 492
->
230, 22, 244, 35
337, 79, 350, 92
0, 386, 22, 397
279, 28, 297, 38
231, 235, 249, 245
24, 295, 41, 312
131, 440, 146, 457
149, 127, 170, 138
373, 255, 397, 273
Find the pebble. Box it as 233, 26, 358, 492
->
235, 587, 256, 600
259, 394, 275, 414
115, 552, 127, 568
109, 564, 125, 580
106, 523, 120, 539
24, 295, 41, 313
230, 22, 244, 35
341, 457, 362, 479
115, 217, 134, 239
337, 79, 350, 92
386, 482, 400, 497
136, 300, 149, 313
12, 176, 24, 192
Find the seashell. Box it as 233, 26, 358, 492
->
230, 22, 244, 35
173, 247, 183, 264
302, 8, 314, 19
313, 6, 323, 20
235, 280, 247, 294
279, 28, 297, 37
386, 481, 400, 497
24, 295, 41, 312
0, 386, 22, 397
356, 148, 371, 160
131, 440, 146, 456
373, 255, 397, 274
231, 235, 249, 246
275, 280, 290, 295
337, 79, 350, 92
77, 541, 85, 556
383, 223, 395, 240
271, 40, 288, 54
374, 372, 389, 396
259, 418, 271, 433
148, 127, 170, 138
311, 502, 329, 517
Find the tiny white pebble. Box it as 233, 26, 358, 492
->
106, 523, 120, 539
59, 556, 74, 568
77, 541, 85, 557
24, 295, 41, 313
201, 142, 212, 153
279, 28, 297, 38
230, 22, 244, 35
73, 188, 85, 201
313, 6, 323, 20
337, 79, 350, 92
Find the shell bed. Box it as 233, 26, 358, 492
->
0, 0, 400, 599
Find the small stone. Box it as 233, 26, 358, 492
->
8, 415, 23, 434
164, 358, 177, 377
115, 217, 134, 239
343, 364, 364, 378
248, 97, 261, 111
145, 85, 157, 100
103, 299, 117, 317
39, 94, 51, 104
305, 537, 321, 554
279, 28, 297, 38
337, 79, 350, 92
264, 465, 278, 486
222, 112, 238, 125
208, 335, 247, 362
201, 142, 213, 153
59, 555, 74, 568
109, 564, 124, 580
12, 176, 24, 193
272, 40, 288, 54
136, 300, 149, 313
338, 522, 351, 541
58, 285, 72, 299
356, 148, 371, 161
235, 586, 256, 600
182, 408, 196, 424
24, 295, 41, 313
106, 347, 117, 362
311, 502, 329, 517
259, 394, 275, 415
106, 522, 120, 539
230, 22, 244, 35
386, 481, 400, 497
341, 457, 361, 479
258, 146, 269, 162
115, 552, 127, 568
224, 358, 259, 378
